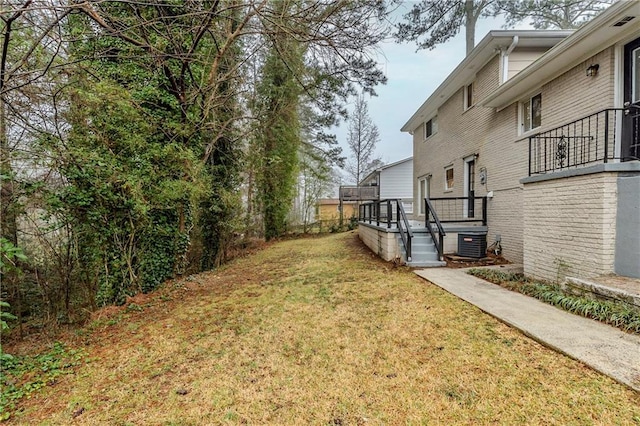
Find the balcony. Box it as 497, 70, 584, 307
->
339, 185, 379, 202
528, 108, 637, 175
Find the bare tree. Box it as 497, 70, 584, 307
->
1, 0, 69, 244
344, 94, 381, 185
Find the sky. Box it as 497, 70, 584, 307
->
332, 9, 515, 178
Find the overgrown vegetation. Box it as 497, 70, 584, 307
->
0, 0, 388, 331
467, 268, 640, 334
0, 342, 85, 421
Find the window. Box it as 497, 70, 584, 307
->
424, 116, 437, 139
445, 166, 454, 190
464, 82, 474, 110
521, 93, 542, 132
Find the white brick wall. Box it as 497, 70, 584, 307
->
413, 56, 526, 262
523, 173, 618, 282
540, 47, 615, 131
411, 46, 617, 266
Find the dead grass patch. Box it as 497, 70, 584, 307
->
5, 231, 640, 424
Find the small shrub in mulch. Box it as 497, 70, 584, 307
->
467, 268, 640, 335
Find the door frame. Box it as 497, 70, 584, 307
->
463, 155, 476, 218
417, 174, 431, 216
622, 36, 640, 161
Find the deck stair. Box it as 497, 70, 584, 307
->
397, 232, 446, 268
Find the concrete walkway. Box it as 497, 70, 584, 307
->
414, 267, 640, 392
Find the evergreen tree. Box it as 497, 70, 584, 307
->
255, 10, 306, 240
395, 0, 612, 54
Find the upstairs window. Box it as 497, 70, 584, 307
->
464, 82, 474, 110
521, 93, 542, 132
424, 116, 437, 139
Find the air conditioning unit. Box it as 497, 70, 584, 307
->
457, 233, 487, 258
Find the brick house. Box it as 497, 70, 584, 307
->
367, 0, 640, 280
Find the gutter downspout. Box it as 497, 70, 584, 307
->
502, 35, 519, 83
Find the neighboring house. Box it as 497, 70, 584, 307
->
317, 198, 357, 224
397, 0, 640, 280
359, 157, 414, 214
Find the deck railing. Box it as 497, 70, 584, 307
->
339, 185, 379, 201
427, 196, 487, 225
528, 108, 623, 175
359, 199, 413, 260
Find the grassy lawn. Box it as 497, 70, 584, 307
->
4, 231, 640, 424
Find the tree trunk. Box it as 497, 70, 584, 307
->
465, 0, 476, 55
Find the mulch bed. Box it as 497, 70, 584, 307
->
445, 253, 510, 269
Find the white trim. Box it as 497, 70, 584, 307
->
481, 1, 640, 109
464, 82, 475, 110
417, 175, 430, 215
500, 50, 506, 84
519, 93, 542, 134
633, 45, 640, 103
615, 40, 624, 160
615, 41, 623, 108
444, 165, 454, 191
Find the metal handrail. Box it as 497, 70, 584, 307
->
425, 198, 446, 261
396, 200, 413, 261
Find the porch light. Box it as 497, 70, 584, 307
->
586, 64, 599, 77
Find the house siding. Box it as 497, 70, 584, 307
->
507, 47, 549, 80
411, 47, 619, 264
615, 174, 640, 277
380, 159, 413, 200
523, 172, 618, 281
517, 46, 621, 281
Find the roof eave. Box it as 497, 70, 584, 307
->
480, 1, 640, 109
400, 30, 572, 134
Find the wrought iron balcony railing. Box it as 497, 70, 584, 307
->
528, 108, 625, 175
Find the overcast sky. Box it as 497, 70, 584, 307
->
333, 10, 519, 182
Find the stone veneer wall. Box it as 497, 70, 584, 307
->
358, 224, 400, 261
